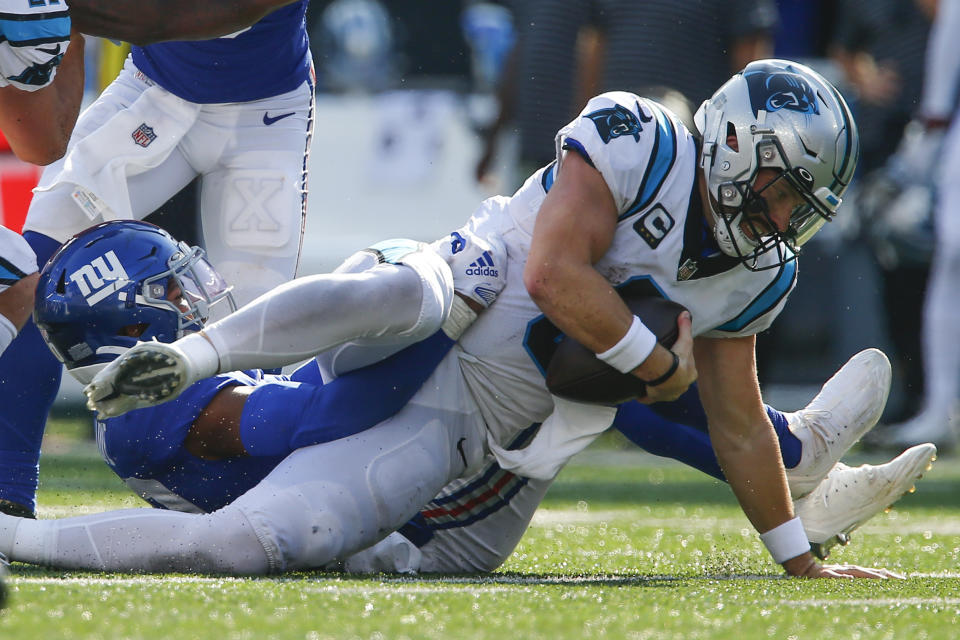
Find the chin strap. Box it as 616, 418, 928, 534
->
713, 210, 758, 262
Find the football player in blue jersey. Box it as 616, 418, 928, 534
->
6, 219, 929, 577
0, 0, 319, 519
2, 61, 934, 579
33, 219, 504, 515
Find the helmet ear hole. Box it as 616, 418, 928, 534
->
118, 323, 149, 338
56, 271, 66, 294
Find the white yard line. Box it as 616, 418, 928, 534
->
12, 572, 960, 587
530, 509, 960, 535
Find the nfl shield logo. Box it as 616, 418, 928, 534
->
132, 123, 156, 148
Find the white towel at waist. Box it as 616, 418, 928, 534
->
34, 84, 202, 221
487, 395, 617, 480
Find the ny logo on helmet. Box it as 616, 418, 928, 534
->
585, 102, 651, 144
744, 63, 819, 117
68, 250, 130, 306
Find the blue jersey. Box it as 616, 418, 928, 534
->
130, 1, 311, 104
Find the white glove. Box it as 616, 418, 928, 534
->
84, 339, 213, 418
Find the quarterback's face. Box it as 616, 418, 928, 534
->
740, 168, 805, 239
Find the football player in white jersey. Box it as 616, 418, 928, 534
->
0, 0, 83, 165
4, 60, 918, 579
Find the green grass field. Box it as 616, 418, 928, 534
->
3, 418, 960, 639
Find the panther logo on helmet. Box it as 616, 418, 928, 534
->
744, 62, 819, 117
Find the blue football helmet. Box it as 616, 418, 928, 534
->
34, 221, 234, 384
694, 59, 860, 270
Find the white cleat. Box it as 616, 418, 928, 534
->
794, 443, 937, 560
431, 227, 507, 309
785, 348, 892, 498
84, 341, 197, 418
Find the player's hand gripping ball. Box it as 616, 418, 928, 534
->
545, 295, 688, 405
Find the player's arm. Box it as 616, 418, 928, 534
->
0, 30, 84, 165
524, 150, 694, 402
184, 329, 459, 460
69, 0, 299, 45
694, 334, 895, 578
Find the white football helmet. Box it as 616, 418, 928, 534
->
694, 59, 860, 269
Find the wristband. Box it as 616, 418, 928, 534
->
759, 517, 811, 564
596, 315, 657, 374
644, 350, 679, 387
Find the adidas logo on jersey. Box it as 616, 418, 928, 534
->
465, 251, 499, 277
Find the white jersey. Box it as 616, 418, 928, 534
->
0, 0, 71, 91
458, 92, 797, 464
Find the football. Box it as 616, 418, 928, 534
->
545, 295, 688, 405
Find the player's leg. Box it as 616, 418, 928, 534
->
337, 425, 551, 574
617, 349, 892, 497
1, 353, 486, 573
413, 463, 552, 573
339, 460, 553, 574
191, 79, 315, 310
234, 351, 489, 571
1, 503, 272, 573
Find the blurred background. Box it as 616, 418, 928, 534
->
3, 0, 937, 424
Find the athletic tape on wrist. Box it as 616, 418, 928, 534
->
596, 315, 657, 374
759, 517, 811, 564
442, 296, 478, 340
180, 331, 222, 379
0, 314, 16, 358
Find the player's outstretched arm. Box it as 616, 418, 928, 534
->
694, 334, 899, 579
69, 0, 300, 45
